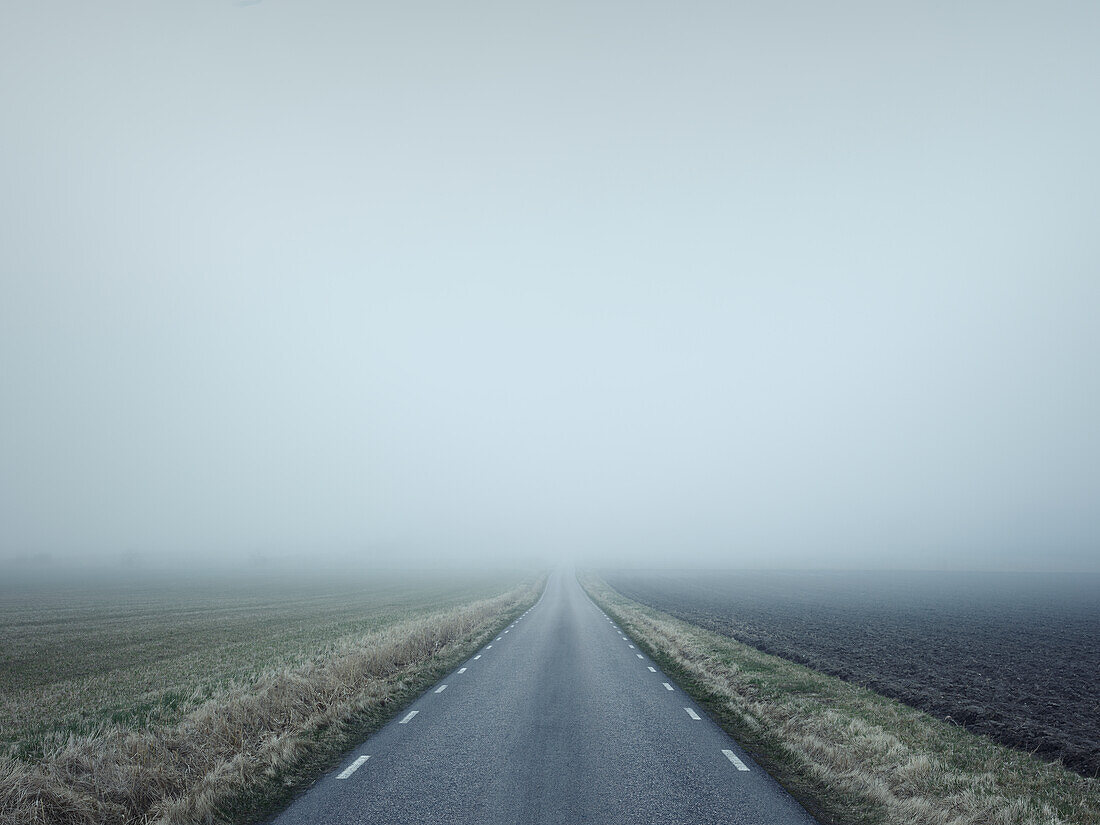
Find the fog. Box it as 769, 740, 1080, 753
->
2, 2, 1098, 573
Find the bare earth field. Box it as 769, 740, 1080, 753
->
585, 573, 1099, 825
0, 568, 539, 824
603, 569, 1100, 778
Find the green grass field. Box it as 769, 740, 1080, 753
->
0, 570, 524, 759
0, 569, 540, 824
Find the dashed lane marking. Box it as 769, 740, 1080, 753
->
336, 755, 369, 779
685, 708, 701, 720
458, 668, 467, 674
399, 711, 418, 724
636, 654, 644, 658
648, 666, 656, 672
663, 683, 674, 691
435, 684, 448, 693
723, 750, 751, 771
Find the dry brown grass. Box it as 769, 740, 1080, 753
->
0, 573, 518, 753
582, 574, 1100, 825
0, 579, 540, 825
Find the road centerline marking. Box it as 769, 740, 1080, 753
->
723, 750, 751, 771
474, 655, 481, 660
458, 667, 467, 674
647, 666, 656, 672
636, 653, 644, 658
435, 684, 448, 693
685, 708, 701, 720
336, 755, 370, 779
663, 683, 674, 691
399, 711, 418, 724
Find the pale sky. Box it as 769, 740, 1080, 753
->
2, 1, 1099, 571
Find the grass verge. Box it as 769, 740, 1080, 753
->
581, 573, 1099, 825
0, 575, 543, 825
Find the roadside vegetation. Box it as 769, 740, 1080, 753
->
604, 568, 1100, 777
581, 573, 1100, 825
0, 571, 542, 825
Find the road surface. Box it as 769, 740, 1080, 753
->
268, 570, 818, 824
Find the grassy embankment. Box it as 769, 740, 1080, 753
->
581, 573, 1099, 825
0, 571, 542, 825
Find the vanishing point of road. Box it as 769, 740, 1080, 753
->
269, 570, 818, 824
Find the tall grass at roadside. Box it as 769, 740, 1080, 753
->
581, 573, 1099, 825
1, 573, 516, 759
0, 578, 541, 825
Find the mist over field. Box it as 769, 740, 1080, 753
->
3, 1, 1100, 574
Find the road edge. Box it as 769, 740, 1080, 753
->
241, 574, 548, 825
578, 571, 1100, 825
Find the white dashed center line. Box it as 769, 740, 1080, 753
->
663, 683, 674, 691
685, 708, 701, 720
336, 755, 369, 779
487, 645, 493, 649
723, 750, 751, 771
628, 644, 634, 648
636, 653, 644, 658
399, 711, 418, 724
458, 668, 467, 674
474, 655, 481, 660
435, 684, 448, 693
647, 666, 656, 672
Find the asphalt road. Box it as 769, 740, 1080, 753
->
268, 570, 818, 824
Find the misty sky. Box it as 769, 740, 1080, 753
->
2, 2, 1099, 571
